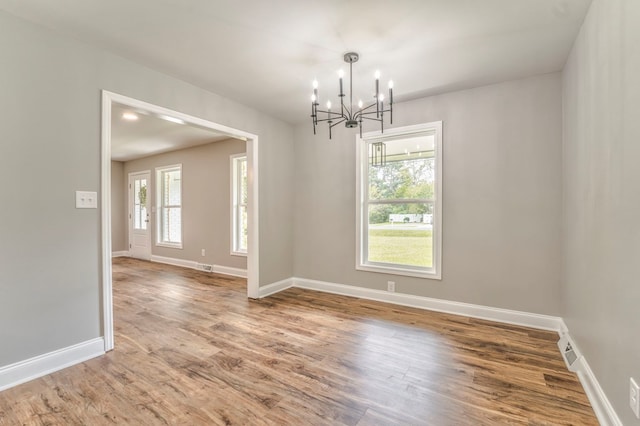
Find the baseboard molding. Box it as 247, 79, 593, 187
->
151, 255, 197, 269
150, 255, 247, 279
571, 346, 622, 426
292, 277, 565, 332
111, 251, 129, 257
0, 338, 105, 392
259, 277, 294, 298
213, 264, 247, 278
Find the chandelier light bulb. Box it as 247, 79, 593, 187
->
358, 100, 363, 109
379, 94, 385, 102
374, 70, 381, 79
326, 100, 332, 109
311, 94, 316, 102
337, 69, 344, 78
312, 80, 318, 89
388, 80, 394, 89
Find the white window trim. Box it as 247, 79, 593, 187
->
156, 163, 183, 249
355, 121, 443, 280
230, 153, 248, 257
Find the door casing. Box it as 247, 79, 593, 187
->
101, 90, 260, 352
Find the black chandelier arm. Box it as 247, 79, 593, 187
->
329, 118, 346, 129
357, 107, 392, 118
314, 108, 346, 117
318, 117, 346, 127
352, 101, 390, 119
351, 104, 379, 122
328, 118, 346, 139
356, 102, 378, 115
314, 114, 347, 124
360, 115, 383, 122
341, 103, 353, 119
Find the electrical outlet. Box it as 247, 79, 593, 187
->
387, 281, 395, 292
631, 377, 640, 418
201, 249, 206, 257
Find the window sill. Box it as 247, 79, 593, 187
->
231, 250, 247, 257
156, 242, 183, 249
356, 263, 441, 280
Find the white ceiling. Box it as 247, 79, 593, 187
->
111, 102, 231, 161
0, 0, 591, 126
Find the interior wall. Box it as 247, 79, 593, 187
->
562, 0, 640, 423
123, 139, 247, 270
293, 73, 563, 315
0, 10, 293, 367
110, 161, 127, 252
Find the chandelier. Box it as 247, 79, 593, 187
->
310, 52, 394, 139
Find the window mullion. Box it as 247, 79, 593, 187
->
368, 198, 433, 205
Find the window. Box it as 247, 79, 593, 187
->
156, 164, 182, 248
231, 154, 248, 255
356, 122, 442, 279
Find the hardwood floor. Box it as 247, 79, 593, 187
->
0, 258, 597, 425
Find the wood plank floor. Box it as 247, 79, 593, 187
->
0, 258, 597, 425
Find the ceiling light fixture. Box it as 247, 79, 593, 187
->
158, 114, 185, 125
122, 112, 139, 121
310, 52, 394, 140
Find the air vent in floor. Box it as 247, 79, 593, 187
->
557, 334, 582, 372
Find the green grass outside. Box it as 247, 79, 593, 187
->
368, 227, 433, 267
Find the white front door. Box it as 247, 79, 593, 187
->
128, 171, 151, 260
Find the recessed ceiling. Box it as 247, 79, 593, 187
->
111, 102, 232, 161
0, 0, 592, 124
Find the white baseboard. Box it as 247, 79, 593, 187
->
571, 345, 623, 426
150, 255, 247, 279
151, 255, 197, 269
0, 338, 105, 392
292, 277, 565, 332
213, 264, 247, 278
111, 251, 129, 257
259, 277, 294, 298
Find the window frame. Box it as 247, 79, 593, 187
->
230, 154, 248, 256
156, 164, 183, 249
355, 121, 443, 280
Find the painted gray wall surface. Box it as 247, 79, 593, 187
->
562, 0, 640, 423
0, 10, 293, 367
122, 139, 247, 270
294, 73, 563, 315
110, 161, 127, 252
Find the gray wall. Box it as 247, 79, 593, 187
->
110, 161, 127, 252
562, 0, 640, 423
0, 10, 293, 367
122, 139, 247, 270
294, 73, 563, 315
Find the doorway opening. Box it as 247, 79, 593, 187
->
100, 91, 260, 351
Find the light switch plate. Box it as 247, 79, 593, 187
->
76, 191, 98, 209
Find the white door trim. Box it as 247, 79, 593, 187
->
101, 90, 260, 352
127, 170, 151, 260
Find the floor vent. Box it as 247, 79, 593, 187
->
557, 334, 581, 372
196, 263, 213, 272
